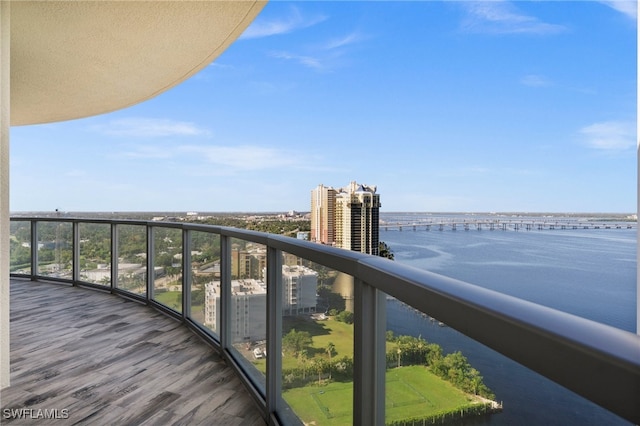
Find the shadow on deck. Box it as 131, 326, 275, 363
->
0, 279, 265, 425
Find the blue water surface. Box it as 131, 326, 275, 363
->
380, 213, 636, 425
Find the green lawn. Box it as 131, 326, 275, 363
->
153, 290, 204, 318
153, 290, 185, 313
283, 365, 477, 425
144, 308, 489, 424
284, 316, 353, 363
251, 316, 355, 372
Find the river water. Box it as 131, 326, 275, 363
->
380, 213, 636, 425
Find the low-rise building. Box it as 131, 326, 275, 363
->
204, 265, 318, 342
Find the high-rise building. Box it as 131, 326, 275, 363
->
310, 184, 336, 245
335, 182, 380, 255
311, 181, 380, 255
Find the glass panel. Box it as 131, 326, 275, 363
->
36, 221, 72, 279
385, 297, 502, 425
152, 227, 183, 312
225, 237, 267, 391
116, 224, 147, 296
10, 221, 31, 274
189, 230, 220, 336
281, 253, 354, 426
78, 223, 111, 286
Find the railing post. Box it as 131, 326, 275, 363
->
220, 234, 231, 350
147, 225, 154, 302
266, 246, 283, 419
111, 223, 118, 292
72, 221, 79, 284
353, 278, 386, 426
182, 228, 192, 319
30, 220, 37, 279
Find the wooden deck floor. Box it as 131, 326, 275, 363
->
0, 279, 266, 425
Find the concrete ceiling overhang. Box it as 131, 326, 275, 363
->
9, 1, 266, 126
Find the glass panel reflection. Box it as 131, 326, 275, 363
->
152, 227, 183, 312
189, 230, 220, 337
10, 221, 31, 274
281, 253, 354, 425
36, 221, 72, 279
116, 224, 147, 296
385, 297, 500, 425
223, 238, 267, 391
78, 222, 111, 286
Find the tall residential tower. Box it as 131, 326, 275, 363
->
310, 184, 336, 245
310, 181, 380, 255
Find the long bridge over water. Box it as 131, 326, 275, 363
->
380, 218, 636, 232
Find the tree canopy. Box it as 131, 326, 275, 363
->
282, 329, 313, 357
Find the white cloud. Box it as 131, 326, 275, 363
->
115, 142, 328, 177
520, 74, 552, 87
580, 121, 636, 150
269, 31, 367, 71
323, 32, 367, 50
93, 118, 210, 138
178, 145, 300, 172
240, 5, 327, 39
599, 1, 637, 20
269, 51, 323, 70
459, 1, 567, 35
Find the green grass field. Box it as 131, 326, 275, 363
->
283, 365, 476, 425
250, 316, 355, 372
284, 316, 354, 365
144, 306, 489, 424
152, 290, 204, 318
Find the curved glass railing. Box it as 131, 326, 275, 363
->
9, 217, 640, 425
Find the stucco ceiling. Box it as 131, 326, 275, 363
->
9, 1, 266, 126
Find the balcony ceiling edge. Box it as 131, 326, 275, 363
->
9, 1, 266, 126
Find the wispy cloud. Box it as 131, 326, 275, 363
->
580, 121, 635, 150
116, 142, 325, 176
179, 145, 300, 172
240, 5, 327, 39
322, 32, 367, 50
270, 31, 368, 71
269, 51, 323, 70
93, 118, 210, 138
459, 1, 567, 35
520, 74, 553, 87
435, 165, 539, 179
599, 1, 637, 20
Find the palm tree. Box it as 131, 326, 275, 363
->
312, 358, 327, 385
298, 349, 308, 380
325, 342, 335, 360
325, 342, 336, 380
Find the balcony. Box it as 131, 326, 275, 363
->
2, 279, 264, 425
3, 217, 640, 425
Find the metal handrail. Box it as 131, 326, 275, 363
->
9, 217, 640, 425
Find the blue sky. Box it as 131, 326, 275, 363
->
10, 1, 637, 213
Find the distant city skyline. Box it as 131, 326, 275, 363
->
10, 1, 636, 213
